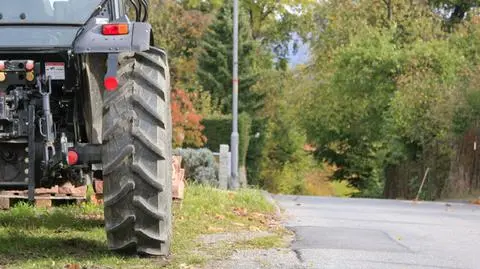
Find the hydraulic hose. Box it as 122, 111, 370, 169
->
129, 0, 140, 21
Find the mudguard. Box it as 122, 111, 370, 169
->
74, 7, 151, 54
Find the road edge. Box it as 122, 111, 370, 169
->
261, 190, 282, 218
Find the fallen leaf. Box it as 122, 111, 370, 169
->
232, 222, 246, 227
215, 214, 225, 220
233, 207, 248, 216
228, 192, 236, 200
251, 212, 265, 218
64, 264, 80, 269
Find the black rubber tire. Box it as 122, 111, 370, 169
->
102, 47, 172, 256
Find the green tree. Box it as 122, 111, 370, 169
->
299, 0, 474, 197
243, 0, 316, 58
247, 69, 313, 194
197, 1, 270, 114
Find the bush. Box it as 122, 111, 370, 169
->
246, 117, 268, 185
171, 88, 207, 148
174, 148, 218, 186
202, 113, 252, 166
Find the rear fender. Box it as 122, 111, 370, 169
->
74, 15, 150, 54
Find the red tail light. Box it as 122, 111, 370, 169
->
67, 150, 79, 165
104, 77, 118, 91
102, 24, 129, 35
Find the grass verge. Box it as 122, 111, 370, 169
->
0, 184, 283, 269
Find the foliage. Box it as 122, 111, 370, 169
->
197, 1, 268, 114
248, 69, 315, 194
242, 0, 316, 58
246, 118, 268, 186
149, 0, 213, 89
238, 113, 253, 168
429, 0, 480, 27
174, 148, 218, 185
201, 113, 252, 166
148, 0, 319, 194
297, 0, 480, 198
171, 88, 207, 148
304, 164, 360, 197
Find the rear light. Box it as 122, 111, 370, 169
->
67, 150, 79, 165
104, 77, 118, 91
102, 24, 129, 35
25, 60, 34, 71
26, 72, 34, 82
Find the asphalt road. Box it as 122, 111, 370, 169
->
273, 195, 480, 269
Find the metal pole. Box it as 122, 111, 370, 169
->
230, 0, 239, 190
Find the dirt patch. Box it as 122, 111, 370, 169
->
199, 231, 275, 245
204, 248, 305, 269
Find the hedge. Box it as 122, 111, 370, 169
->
202, 113, 252, 166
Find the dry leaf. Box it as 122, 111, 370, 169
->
251, 212, 265, 218
232, 222, 245, 227
64, 264, 80, 269
233, 207, 248, 216
215, 214, 225, 220
228, 192, 236, 200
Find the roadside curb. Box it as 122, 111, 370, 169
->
261, 190, 282, 218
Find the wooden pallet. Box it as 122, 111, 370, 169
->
0, 184, 87, 209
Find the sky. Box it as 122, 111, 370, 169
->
288, 40, 310, 68
287, 33, 310, 68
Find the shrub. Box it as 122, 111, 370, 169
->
174, 148, 218, 186
171, 88, 207, 148
246, 117, 268, 185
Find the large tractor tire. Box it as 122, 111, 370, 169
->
102, 47, 172, 256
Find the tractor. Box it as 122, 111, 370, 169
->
0, 0, 172, 256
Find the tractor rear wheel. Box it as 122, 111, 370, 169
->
102, 47, 172, 256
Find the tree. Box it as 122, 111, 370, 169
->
196, 1, 269, 114
250, 70, 312, 193
149, 0, 213, 89
429, 0, 480, 26
242, 0, 316, 58
298, 0, 475, 198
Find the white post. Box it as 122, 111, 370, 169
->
219, 144, 230, 190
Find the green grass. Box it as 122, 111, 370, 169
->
0, 185, 280, 269
167, 184, 280, 268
